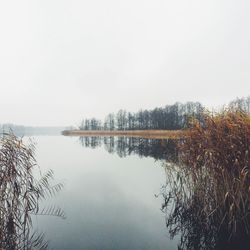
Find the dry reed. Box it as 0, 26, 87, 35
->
162, 110, 250, 249
0, 132, 64, 250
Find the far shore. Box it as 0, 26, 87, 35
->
61, 129, 186, 139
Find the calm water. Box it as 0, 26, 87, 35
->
31, 136, 178, 250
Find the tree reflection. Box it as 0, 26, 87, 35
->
79, 136, 102, 149
79, 136, 178, 161
79, 135, 250, 249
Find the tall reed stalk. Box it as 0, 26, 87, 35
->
162, 110, 250, 249
0, 132, 64, 250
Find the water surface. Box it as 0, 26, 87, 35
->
32, 136, 177, 250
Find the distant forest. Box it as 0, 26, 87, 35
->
79, 96, 250, 131
0, 125, 65, 136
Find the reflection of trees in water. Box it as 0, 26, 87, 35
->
161, 163, 250, 250
79, 135, 250, 249
79, 136, 178, 160
0, 133, 64, 250
103, 136, 115, 154
79, 136, 102, 149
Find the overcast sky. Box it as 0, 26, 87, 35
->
0, 0, 249, 126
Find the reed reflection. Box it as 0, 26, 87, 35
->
161, 162, 250, 250
79, 136, 178, 161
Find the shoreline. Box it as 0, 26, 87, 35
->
61, 129, 185, 139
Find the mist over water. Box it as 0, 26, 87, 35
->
33, 135, 178, 250
1, 1, 250, 248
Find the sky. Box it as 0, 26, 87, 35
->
0, 0, 249, 126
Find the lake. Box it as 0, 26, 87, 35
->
31, 135, 178, 250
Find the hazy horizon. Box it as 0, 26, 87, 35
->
0, 0, 249, 126
0, 98, 247, 128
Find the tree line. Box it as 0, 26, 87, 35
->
0, 124, 65, 136
79, 96, 250, 131
79, 101, 204, 131
228, 96, 250, 113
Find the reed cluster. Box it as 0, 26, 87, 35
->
163, 110, 250, 249
0, 133, 64, 250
